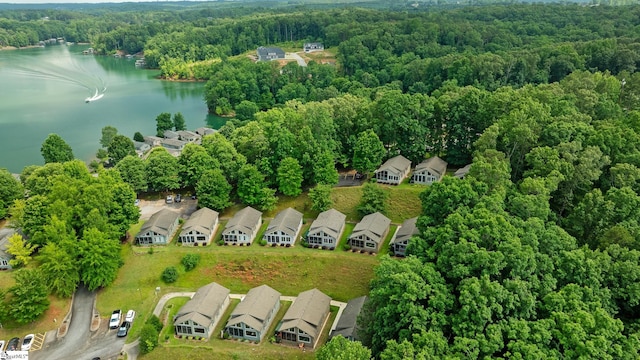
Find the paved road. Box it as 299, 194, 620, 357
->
287, 52, 307, 67
32, 285, 125, 360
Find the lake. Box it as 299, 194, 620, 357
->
0, 44, 223, 173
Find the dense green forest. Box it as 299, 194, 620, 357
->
2, 1, 640, 358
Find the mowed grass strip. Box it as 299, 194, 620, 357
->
97, 241, 378, 336
331, 184, 423, 223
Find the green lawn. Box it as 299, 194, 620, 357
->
331, 184, 423, 223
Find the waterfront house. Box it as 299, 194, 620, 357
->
348, 212, 391, 253
374, 155, 411, 185
454, 164, 472, 179
390, 217, 419, 257
257, 47, 285, 61
412, 156, 448, 185
135, 209, 180, 245
330, 296, 367, 341
143, 135, 163, 147
263, 208, 303, 247
303, 42, 324, 53
306, 209, 346, 249
222, 206, 263, 246
174, 282, 230, 339
177, 130, 200, 143
276, 288, 331, 349
178, 207, 219, 246
225, 285, 281, 342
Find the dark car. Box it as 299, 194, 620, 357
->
6, 337, 20, 351
117, 321, 130, 337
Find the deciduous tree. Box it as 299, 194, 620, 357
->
357, 183, 387, 217
352, 130, 385, 175
173, 112, 186, 131
41, 133, 74, 164
115, 155, 147, 193
317, 336, 371, 360
309, 184, 333, 212
78, 228, 122, 291
8, 268, 50, 324
196, 169, 232, 212
0, 168, 23, 219
277, 157, 303, 197
6, 232, 37, 268
145, 148, 180, 192
107, 135, 136, 165
155, 112, 173, 137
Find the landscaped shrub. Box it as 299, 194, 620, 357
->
139, 323, 159, 354
146, 314, 164, 332
181, 253, 201, 271
258, 239, 267, 246
216, 238, 225, 246
161, 266, 178, 283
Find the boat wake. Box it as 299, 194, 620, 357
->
85, 88, 105, 103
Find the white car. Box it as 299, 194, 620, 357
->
0, 340, 5, 351
109, 310, 122, 329
125, 309, 136, 323
21, 334, 34, 351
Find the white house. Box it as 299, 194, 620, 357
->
412, 156, 448, 185
225, 285, 281, 342
222, 207, 263, 246
306, 209, 346, 249
178, 207, 219, 246
263, 208, 303, 247
174, 282, 230, 339
135, 209, 180, 245
374, 155, 411, 185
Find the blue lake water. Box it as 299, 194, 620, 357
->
0, 44, 219, 173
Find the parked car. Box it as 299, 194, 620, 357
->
109, 310, 122, 329
0, 339, 5, 351
134, 199, 140, 206
117, 321, 130, 337
175, 194, 182, 203
125, 309, 136, 323
6, 337, 19, 351
165, 195, 173, 204
21, 334, 34, 351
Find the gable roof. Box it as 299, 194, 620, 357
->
177, 130, 200, 140
0, 233, 11, 261
227, 285, 281, 331
174, 282, 230, 327
223, 206, 262, 235
308, 209, 346, 239
180, 207, 219, 237
138, 209, 179, 237
331, 296, 367, 340
376, 155, 411, 174
163, 130, 179, 139
257, 46, 285, 59
266, 208, 303, 237
415, 156, 448, 177
391, 217, 419, 245
279, 289, 331, 339
454, 164, 472, 178
349, 212, 391, 244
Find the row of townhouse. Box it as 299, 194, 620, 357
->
135, 204, 422, 256
374, 154, 472, 185
137, 127, 217, 158
173, 282, 338, 349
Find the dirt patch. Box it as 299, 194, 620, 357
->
138, 198, 198, 220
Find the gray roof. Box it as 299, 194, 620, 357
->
223, 206, 262, 235
195, 127, 216, 136
161, 138, 188, 148
279, 288, 331, 339
308, 209, 346, 239
177, 130, 200, 140
226, 285, 281, 331
415, 156, 448, 178
174, 282, 230, 327
391, 217, 419, 245
454, 164, 472, 178
143, 135, 162, 144
133, 141, 149, 150
265, 208, 303, 237
376, 155, 411, 174
163, 130, 179, 139
349, 212, 391, 245
257, 46, 285, 59
138, 209, 179, 237
331, 296, 367, 340
180, 207, 219, 237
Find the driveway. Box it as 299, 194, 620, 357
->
138, 198, 198, 221
286, 52, 307, 67
31, 285, 125, 360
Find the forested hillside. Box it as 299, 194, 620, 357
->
2, 2, 640, 358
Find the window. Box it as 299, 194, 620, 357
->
246, 331, 256, 337
195, 328, 205, 333
228, 327, 244, 337
299, 335, 311, 343
281, 331, 296, 341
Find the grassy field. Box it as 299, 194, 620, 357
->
331, 184, 423, 223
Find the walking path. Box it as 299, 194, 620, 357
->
123, 291, 348, 359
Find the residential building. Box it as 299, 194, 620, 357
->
348, 212, 391, 253
133, 141, 151, 158
222, 206, 263, 246
257, 46, 285, 61
263, 208, 303, 247
306, 209, 346, 249
177, 130, 200, 143
374, 155, 411, 185
195, 127, 216, 137
330, 296, 367, 341
412, 156, 448, 185
390, 217, 419, 257
225, 285, 281, 342
276, 289, 331, 349
143, 135, 162, 147
163, 130, 180, 139
135, 209, 180, 245
303, 42, 324, 53
0, 235, 12, 270
161, 138, 188, 152
179, 207, 219, 246
174, 282, 230, 339
454, 164, 472, 179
